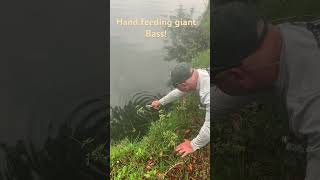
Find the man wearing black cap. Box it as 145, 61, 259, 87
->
212, 2, 320, 180
151, 63, 210, 157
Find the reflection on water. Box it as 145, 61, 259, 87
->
1, 96, 107, 179
110, 91, 166, 141
110, 0, 208, 107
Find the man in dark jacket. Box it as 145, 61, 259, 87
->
212, 2, 320, 180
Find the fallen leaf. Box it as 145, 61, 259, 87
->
145, 160, 155, 170
188, 163, 193, 172
156, 172, 165, 180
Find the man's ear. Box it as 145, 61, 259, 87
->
179, 82, 186, 87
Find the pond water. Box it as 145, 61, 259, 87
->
110, 0, 208, 107
1, 1, 108, 178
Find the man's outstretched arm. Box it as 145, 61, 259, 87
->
211, 86, 256, 122
159, 89, 187, 105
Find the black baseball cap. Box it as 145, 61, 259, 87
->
212, 2, 268, 74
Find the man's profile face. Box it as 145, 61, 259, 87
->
214, 24, 282, 96
176, 71, 197, 92
176, 79, 194, 92
214, 50, 280, 96
213, 49, 268, 96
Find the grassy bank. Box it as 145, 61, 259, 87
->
110, 3, 211, 179
110, 94, 210, 179
110, 53, 210, 179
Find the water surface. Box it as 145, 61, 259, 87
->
110, 0, 208, 107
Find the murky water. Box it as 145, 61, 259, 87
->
110, 0, 208, 107
1, 1, 107, 179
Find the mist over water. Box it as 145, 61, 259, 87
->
110, 0, 208, 107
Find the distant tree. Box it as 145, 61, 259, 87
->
163, 5, 209, 63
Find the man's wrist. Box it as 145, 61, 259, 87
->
159, 99, 165, 106
190, 140, 199, 152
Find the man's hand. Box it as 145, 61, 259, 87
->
175, 139, 195, 157
151, 100, 161, 109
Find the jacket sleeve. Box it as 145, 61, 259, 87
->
211, 86, 255, 122
191, 86, 255, 151
191, 103, 210, 150
159, 89, 187, 106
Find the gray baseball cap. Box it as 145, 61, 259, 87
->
170, 62, 192, 87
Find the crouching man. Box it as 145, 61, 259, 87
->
151, 62, 210, 157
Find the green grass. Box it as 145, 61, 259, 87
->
110, 58, 211, 178
110, 95, 210, 179
212, 102, 306, 180
192, 49, 210, 68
